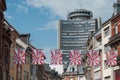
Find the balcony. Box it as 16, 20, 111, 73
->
108, 32, 120, 45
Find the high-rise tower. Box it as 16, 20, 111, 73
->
58, 8, 101, 79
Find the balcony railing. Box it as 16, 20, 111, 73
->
109, 32, 120, 43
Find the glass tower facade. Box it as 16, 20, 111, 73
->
58, 9, 100, 72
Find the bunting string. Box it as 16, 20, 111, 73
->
6, 48, 118, 66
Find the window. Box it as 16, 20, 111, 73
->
25, 54, 29, 64
115, 25, 118, 34
3, 70, 8, 80
64, 68, 67, 72
104, 27, 110, 37
10, 76, 14, 80
10, 56, 14, 68
24, 71, 29, 80
105, 76, 110, 80
104, 60, 110, 69
12, 77, 14, 80
78, 67, 84, 74
4, 45, 9, 64
17, 65, 22, 80
70, 67, 74, 72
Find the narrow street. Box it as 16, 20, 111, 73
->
0, 0, 120, 80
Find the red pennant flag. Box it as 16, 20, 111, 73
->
51, 50, 62, 65
13, 49, 25, 64
32, 49, 44, 65
106, 50, 117, 66
69, 50, 82, 65
87, 50, 99, 66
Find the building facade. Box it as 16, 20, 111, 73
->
37, 64, 62, 80
30, 45, 39, 80
19, 34, 32, 80
85, 1, 120, 80
4, 20, 19, 80
101, 0, 120, 80
0, 0, 8, 80
107, 12, 120, 80
86, 29, 102, 80
58, 8, 101, 80
101, 20, 113, 80
2, 19, 17, 80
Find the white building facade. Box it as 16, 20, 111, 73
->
101, 20, 113, 80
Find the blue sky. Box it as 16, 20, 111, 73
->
5, 0, 116, 63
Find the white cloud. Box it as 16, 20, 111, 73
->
7, 2, 29, 13
16, 4, 28, 13
35, 20, 58, 30
26, 0, 116, 21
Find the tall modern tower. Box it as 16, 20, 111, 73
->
58, 9, 101, 79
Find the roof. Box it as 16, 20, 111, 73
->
102, 12, 120, 27
111, 12, 120, 21
19, 33, 30, 37
74, 9, 91, 12
101, 18, 111, 27
4, 18, 19, 35
29, 43, 36, 49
